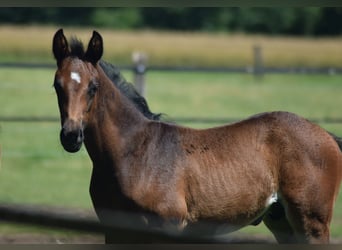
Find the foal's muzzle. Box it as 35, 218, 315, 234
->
60, 119, 84, 153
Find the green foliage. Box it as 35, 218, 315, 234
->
231, 8, 322, 36
90, 8, 142, 29
0, 7, 341, 36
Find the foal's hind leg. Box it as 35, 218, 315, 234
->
264, 197, 332, 244
263, 202, 297, 243
278, 174, 336, 243
283, 205, 330, 243
281, 197, 332, 244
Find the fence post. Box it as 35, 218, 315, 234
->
253, 45, 263, 80
132, 52, 147, 97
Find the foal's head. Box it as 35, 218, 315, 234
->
52, 29, 103, 153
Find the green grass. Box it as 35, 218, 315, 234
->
0, 68, 342, 240
0, 122, 92, 207
0, 68, 93, 208
146, 72, 342, 129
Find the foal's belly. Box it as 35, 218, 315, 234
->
184, 190, 278, 236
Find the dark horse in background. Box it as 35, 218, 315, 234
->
52, 29, 342, 244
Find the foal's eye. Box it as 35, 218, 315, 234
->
88, 81, 98, 97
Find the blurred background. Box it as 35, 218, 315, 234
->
1, 7, 341, 35
0, 7, 341, 243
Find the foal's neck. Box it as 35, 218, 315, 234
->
84, 64, 149, 163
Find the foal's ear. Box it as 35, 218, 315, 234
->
52, 29, 70, 65
85, 31, 103, 65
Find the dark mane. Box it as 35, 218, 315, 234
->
99, 60, 161, 121
70, 37, 85, 59
69, 38, 161, 121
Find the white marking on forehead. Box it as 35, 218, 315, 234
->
70, 72, 81, 84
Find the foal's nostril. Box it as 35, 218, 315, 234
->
68, 130, 77, 141
63, 129, 82, 143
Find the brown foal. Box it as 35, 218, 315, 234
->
52, 29, 342, 243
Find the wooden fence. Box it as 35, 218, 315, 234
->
0, 202, 274, 243
1, 46, 342, 125
1, 45, 342, 99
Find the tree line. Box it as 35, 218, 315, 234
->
0, 7, 341, 36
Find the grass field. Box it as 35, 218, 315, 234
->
1, 25, 342, 68
0, 66, 342, 241
0, 24, 341, 242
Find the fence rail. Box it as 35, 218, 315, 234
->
0, 116, 342, 124
0, 202, 271, 243
1, 116, 342, 125
1, 57, 342, 125
1, 60, 341, 105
